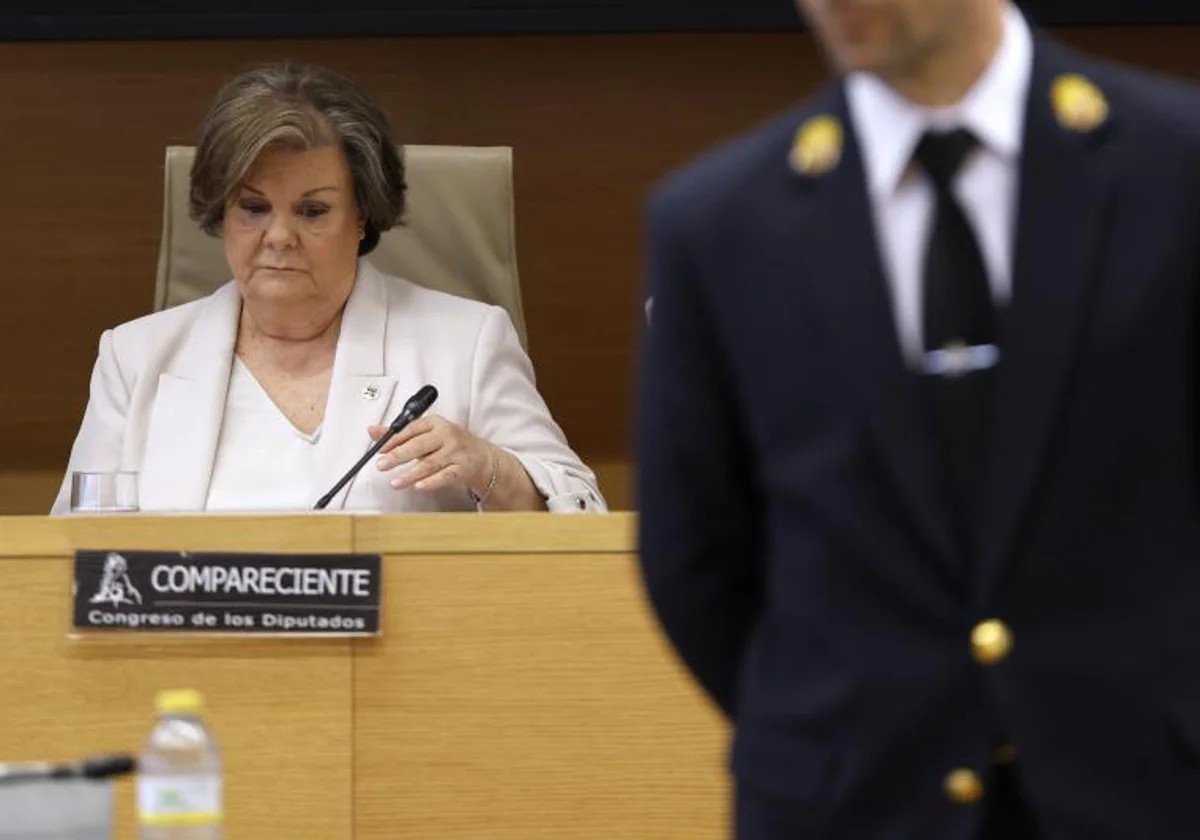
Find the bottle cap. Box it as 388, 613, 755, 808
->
155, 688, 204, 716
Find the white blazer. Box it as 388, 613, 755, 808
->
52, 262, 606, 515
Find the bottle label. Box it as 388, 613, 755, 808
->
137, 775, 223, 827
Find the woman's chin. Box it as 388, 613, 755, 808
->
241, 271, 312, 300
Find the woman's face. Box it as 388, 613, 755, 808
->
224, 144, 363, 336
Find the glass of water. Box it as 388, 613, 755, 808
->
70, 471, 139, 513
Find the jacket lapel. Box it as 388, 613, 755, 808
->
798, 86, 961, 577
978, 41, 1118, 591
139, 283, 240, 511
310, 261, 398, 510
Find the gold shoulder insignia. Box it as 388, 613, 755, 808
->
790, 115, 844, 177
1051, 74, 1109, 133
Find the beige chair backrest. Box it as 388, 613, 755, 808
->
153, 144, 528, 346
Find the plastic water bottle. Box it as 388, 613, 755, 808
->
137, 689, 223, 839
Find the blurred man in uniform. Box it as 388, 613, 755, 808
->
637, 0, 1200, 836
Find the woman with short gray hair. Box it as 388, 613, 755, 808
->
53, 62, 605, 514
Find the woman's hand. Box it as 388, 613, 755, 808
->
369, 415, 494, 496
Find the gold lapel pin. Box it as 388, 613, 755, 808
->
790, 114, 844, 177
1051, 74, 1108, 133
360, 384, 379, 401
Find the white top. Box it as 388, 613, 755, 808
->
203, 358, 323, 511
845, 3, 1033, 365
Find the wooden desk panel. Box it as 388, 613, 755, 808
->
352, 513, 728, 840
0, 515, 356, 840
0, 513, 726, 838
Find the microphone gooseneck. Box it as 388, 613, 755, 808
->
313, 384, 439, 510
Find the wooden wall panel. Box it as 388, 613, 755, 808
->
0, 32, 820, 476
0, 26, 1195, 495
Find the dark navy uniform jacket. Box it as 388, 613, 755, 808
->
637, 30, 1200, 840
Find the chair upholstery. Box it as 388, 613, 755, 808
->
153, 144, 528, 346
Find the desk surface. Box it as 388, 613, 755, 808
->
0, 511, 633, 556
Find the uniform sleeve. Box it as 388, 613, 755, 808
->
50, 330, 130, 515
636, 189, 764, 718
466, 306, 606, 513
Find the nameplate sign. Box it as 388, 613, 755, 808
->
72, 550, 382, 636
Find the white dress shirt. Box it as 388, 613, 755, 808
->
203, 358, 322, 512
845, 3, 1033, 365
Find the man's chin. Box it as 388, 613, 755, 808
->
828, 42, 893, 75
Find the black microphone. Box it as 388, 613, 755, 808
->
0, 754, 137, 786
314, 384, 439, 510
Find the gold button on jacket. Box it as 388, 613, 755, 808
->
944, 768, 984, 805
971, 619, 1013, 665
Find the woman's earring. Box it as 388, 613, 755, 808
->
358, 228, 366, 241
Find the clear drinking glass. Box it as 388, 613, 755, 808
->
70, 471, 139, 513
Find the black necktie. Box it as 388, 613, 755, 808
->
915, 128, 997, 553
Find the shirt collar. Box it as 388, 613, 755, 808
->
845, 3, 1033, 198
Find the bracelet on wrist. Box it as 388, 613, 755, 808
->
468, 445, 500, 509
